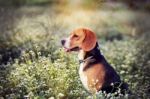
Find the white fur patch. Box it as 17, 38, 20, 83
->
64, 37, 71, 48
79, 63, 90, 91
78, 50, 90, 91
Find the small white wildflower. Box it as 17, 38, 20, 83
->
111, 83, 114, 86
58, 93, 64, 98
120, 70, 125, 74
49, 97, 55, 99
37, 52, 41, 56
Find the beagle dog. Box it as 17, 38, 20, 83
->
61, 28, 129, 94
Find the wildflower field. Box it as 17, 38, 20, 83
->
0, 0, 150, 99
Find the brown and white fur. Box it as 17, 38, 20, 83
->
61, 28, 129, 94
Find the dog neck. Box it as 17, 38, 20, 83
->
78, 43, 105, 67
78, 50, 86, 60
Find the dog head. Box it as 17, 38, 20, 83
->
61, 28, 97, 52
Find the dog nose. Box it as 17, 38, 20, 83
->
61, 40, 65, 45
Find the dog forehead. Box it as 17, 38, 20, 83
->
71, 29, 84, 35
71, 28, 85, 36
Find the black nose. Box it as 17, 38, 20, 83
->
61, 40, 65, 45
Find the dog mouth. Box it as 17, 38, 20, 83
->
63, 47, 80, 52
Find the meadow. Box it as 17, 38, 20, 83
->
0, 0, 150, 99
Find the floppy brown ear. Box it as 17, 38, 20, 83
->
81, 29, 97, 51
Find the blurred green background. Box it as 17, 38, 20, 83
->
0, 0, 150, 98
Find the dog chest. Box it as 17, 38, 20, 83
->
79, 63, 91, 91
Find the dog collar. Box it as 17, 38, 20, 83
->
79, 56, 93, 64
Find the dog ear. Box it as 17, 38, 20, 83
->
81, 29, 97, 51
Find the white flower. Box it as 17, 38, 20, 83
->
58, 93, 64, 97
49, 97, 55, 99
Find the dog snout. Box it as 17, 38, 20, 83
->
61, 39, 65, 45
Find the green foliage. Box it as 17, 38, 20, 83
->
0, 0, 56, 6
8, 49, 82, 98
100, 38, 150, 99
0, 36, 149, 98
